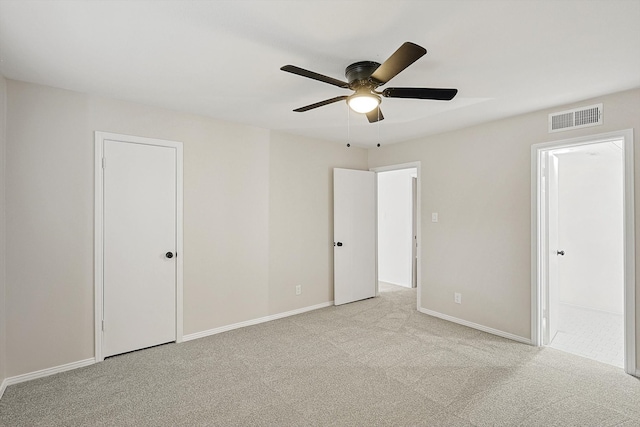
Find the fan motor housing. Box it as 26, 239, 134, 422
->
345, 61, 381, 87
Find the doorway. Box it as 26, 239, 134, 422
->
94, 132, 184, 361
371, 162, 421, 310
547, 141, 624, 366
532, 129, 636, 375
377, 168, 417, 289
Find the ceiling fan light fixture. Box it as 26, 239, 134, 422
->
282, 42, 457, 123
347, 91, 380, 114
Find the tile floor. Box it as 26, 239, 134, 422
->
549, 303, 624, 368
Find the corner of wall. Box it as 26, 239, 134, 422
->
0, 74, 8, 395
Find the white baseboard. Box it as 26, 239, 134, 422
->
0, 302, 334, 400
418, 307, 532, 345
183, 301, 334, 342
0, 358, 95, 399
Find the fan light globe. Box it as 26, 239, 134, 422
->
347, 92, 380, 114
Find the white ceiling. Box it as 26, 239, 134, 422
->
1, 0, 639, 148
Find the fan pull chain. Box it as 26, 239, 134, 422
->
346, 106, 351, 148
377, 108, 381, 147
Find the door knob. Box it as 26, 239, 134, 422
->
556, 250, 565, 256
335, 242, 343, 247
166, 252, 174, 259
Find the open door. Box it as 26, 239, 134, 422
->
333, 168, 376, 305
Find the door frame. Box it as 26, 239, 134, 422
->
94, 131, 184, 362
412, 176, 418, 288
370, 162, 421, 310
531, 129, 635, 375
541, 151, 560, 346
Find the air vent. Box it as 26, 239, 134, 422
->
548, 103, 602, 133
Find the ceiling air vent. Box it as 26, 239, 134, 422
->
549, 103, 602, 133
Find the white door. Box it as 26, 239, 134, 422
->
545, 153, 560, 345
103, 139, 177, 357
333, 168, 376, 305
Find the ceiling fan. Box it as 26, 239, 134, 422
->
280, 42, 458, 123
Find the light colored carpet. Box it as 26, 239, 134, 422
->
1, 283, 639, 426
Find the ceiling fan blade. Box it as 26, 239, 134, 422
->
366, 107, 384, 123
382, 87, 458, 100
281, 65, 350, 89
293, 96, 348, 112
370, 42, 427, 85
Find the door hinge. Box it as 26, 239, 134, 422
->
102, 320, 105, 331
102, 157, 106, 169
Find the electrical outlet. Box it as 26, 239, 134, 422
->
295, 285, 302, 295
454, 292, 462, 304
431, 212, 438, 223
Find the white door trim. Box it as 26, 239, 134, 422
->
94, 131, 184, 362
531, 129, 636, 375
370, 162, 422, 311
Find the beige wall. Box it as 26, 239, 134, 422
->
368, 88, 640, 367
4, 80, 367, 377
268, 131, 368, 314
0, 75, 7, 386
88, 96, 273, 335
4, 77, 638, 379
7, 81, 94, 377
